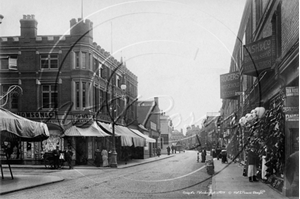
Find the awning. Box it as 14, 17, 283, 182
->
116, 126, 145, 147
99, 122, 145, 147
0, 108, 50, 141
63, 121, 110, 137
129, 128, 156, 143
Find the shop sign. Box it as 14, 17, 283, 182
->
286, 87, 299, 96
220, 71, 240, 99
150, 121, 157, 131
285, 114, 299, 122
242, 36, 275, 76
17, 111, 56, 119
71, 114, 94, 123
283, 107, 299, 113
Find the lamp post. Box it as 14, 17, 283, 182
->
110, 83, 127, 168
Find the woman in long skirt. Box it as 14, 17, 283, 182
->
101, 148, 109, 167
94, 148, 101, 167
247, 148, 258, 182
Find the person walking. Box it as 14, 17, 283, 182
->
65, 147, 73, 169
167, 146, 171, 155
156, 147, 161, 157
94, 148, 101, 167
101, 148, 109, 167
201, 148, 206, 163
171, 145, 174, 154
52, 146, 60, 169
247, 147, 258, 182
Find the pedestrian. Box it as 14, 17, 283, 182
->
261, 148, 267, 181
65, 147, 73, 169
94, 148, 101, 167
286, 137, 299, 196
197, 151, 200, 162
101, 147, 109, 167
156, 147, 161, 157
167, 146, 170, 155
221, 149, 227, 163
52, 146, 60, 169
247, 147, 258, 182
201, 148, 206, 163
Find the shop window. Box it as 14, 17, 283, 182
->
42, 85, 58, 109
40, 54, 58, 69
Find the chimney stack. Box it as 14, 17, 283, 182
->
20, 15, 38, 38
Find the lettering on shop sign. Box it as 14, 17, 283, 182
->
286, 87, 299, 96
242, 36, 274, 75
285, 114, 299, 122
220, 71, 240, 99
17, 112, 56, 119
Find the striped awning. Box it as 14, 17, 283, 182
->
99, 122, 145, 147
64, 122, 110, 137
129, 128, 156, 143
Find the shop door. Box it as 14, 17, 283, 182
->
76, 137, 88, 165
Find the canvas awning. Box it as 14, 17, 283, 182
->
63, 121, 110, 137
99, 122, 145, 147
129, 128, 156, 143
0, 108, 50, 141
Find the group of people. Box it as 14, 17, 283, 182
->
166, 145, 177, 155
52, 146, 73, 169
94, 148, 109, 167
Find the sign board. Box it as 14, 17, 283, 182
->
220, 71, 240, 99
242, 36, 275, 76
286, 114, 299, 122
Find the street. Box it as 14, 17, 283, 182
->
2, 151, 212, 199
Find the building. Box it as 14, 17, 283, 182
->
0, 15, 139, 165
159, 112, 173, 154
169, 129, 185, 152
185, 125, 201, 150
219, 0, 298, 196
136, 97, 161, 158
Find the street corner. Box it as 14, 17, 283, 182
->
0, 175, 64, 195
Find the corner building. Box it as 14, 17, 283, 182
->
0, 15, 138, 165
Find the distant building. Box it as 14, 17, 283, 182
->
137, 97, 161, 158
159, 112, 173, 154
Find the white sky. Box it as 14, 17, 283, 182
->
0, 0, 246, 134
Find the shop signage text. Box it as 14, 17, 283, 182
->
242, 36, 274, 75
17, 112, 56, 119
285, 114, 299, 122
220, 71, 240, 99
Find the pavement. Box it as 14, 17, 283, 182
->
0, 154, 174, 195
211, 157, 298, 199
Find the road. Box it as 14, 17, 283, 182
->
2, 150, 212, 199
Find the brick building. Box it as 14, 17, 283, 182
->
219, 0, 298, 196
0, 15, 139, 165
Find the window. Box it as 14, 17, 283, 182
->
0, 55, 18, 70
82, 82, 86, 108
40, 54, 58, 69
75, 52, 80, 68
42, 85, 57, 109
1, 85, 19, 110
76, 82, 80, 109
82, 52, 86, 69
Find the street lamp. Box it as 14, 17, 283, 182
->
110, 83, 127, 168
